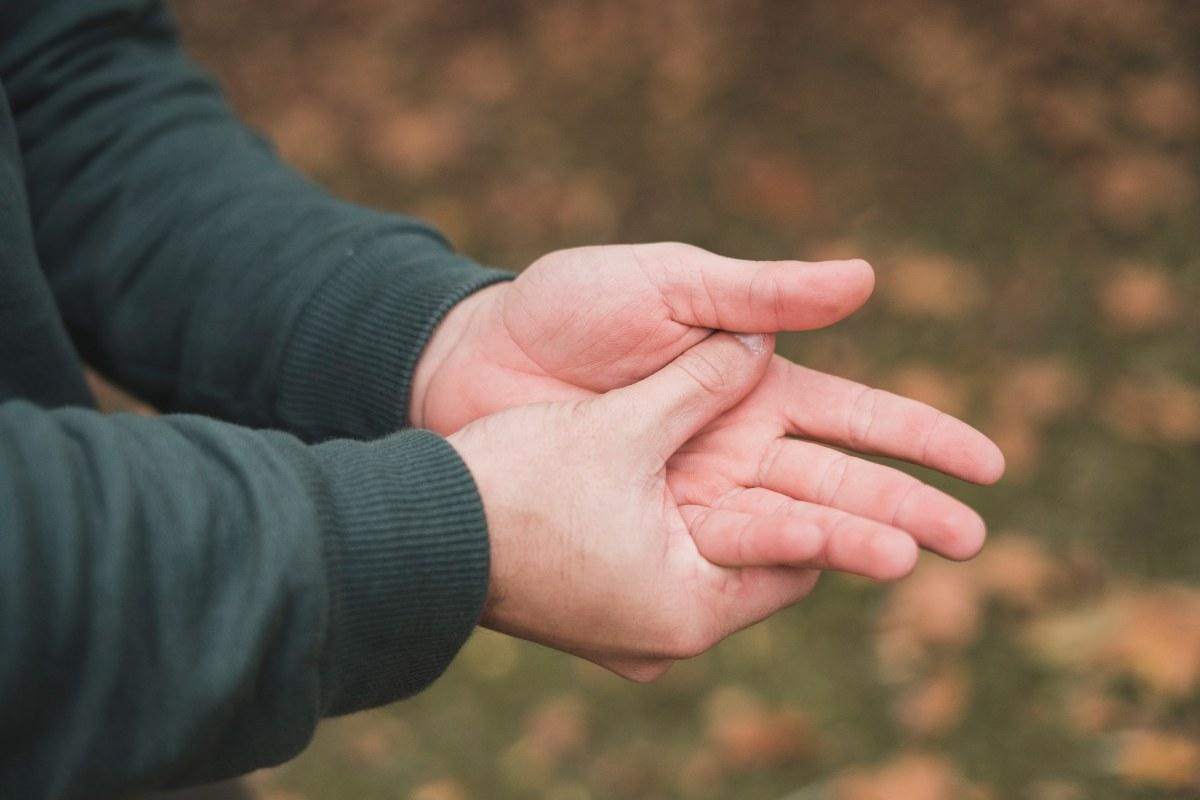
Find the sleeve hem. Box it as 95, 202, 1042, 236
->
275, 239, 513, 441
308, 429, 490, 714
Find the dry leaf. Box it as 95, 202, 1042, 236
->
892, 662, 971, 737
972, 532, 1061, 609
1026, 585, 1200, 697
1024, 84, 1112, 152
725, 154, 814, 226
1063, 683, 1126, 734
881, 253, 984, 320
878, 559, 984, 676
882, 365, 970, 418
983, 417, 1040, 479
1100, 378, 1200, 444
704, 686, 815, 768
410, 779, 468, 800
367, 108, 468, 177
831, 753, 989, 800
269, 103, 343, 173
522, 695, 590, 763
1110, 729, 1200, 790
1086, 153, 1195, 232
1122, 73, 1200, 142
345, 716, 416, 769
1096, 263, 1179, 333
992, 358, 1087, 424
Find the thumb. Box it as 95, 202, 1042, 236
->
603, 331, 774, 458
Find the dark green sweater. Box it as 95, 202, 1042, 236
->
0, 2, 511, 797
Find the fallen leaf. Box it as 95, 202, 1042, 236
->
1122, 73, 1200, 142
892, 662, 971, 737
983, 417, 1040, 479
724, 154, 814, 227
704, 686, 815, 768
367, 108, 469, 177
1096, 263, 1179, 333
522, 694, 590, 763
410, 779, 468, 800
882, 365, 970, 418
1085, 153, 1195, 232
880, 253, 984, 320
992, 358, 1087, 424
345, 716, 416, 769
1024, 84, 1112, 152
1026, 585, 1200, 697
1100, 378, 1200, 444
1110, 729, 1200, 791
878, 559, 984, 677
972, 532, 1061, 609
1063, 683, 1126, 735
831, 753, 990, 800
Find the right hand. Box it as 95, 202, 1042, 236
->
448, 331, 1001, 681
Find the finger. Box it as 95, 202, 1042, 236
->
631, 242, 875, 332
605, 331, 774, 458
681, 493, 919, 580
782, 364, 1006, 484
757, 439, 986, 560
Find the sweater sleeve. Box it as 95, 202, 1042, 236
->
0, 0, 512, 440
0, 400, 490, 799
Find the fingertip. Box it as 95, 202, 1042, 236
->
976, 439, 1007, 485
938, 506, 988, 561
838, 258, 876, 301
870, 530, 920, 581
800, 259, 877, 327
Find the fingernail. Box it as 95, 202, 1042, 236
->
733, 333, 766, 354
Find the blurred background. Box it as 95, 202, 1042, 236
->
161, 1, 1200, 798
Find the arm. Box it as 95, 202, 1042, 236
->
0, 401, 488, 798
0, 0, 510, 438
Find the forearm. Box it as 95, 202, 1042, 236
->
0, 401, 488, 799
0, 0, 510, 438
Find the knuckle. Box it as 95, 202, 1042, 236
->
676, 350, 728, 397
755, 439, 786, 487
815, 453, 853, 506
847, 387, 879, 448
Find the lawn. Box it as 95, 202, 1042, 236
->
171, 2, 1200, 797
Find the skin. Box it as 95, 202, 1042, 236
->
415, 242, 1005, 679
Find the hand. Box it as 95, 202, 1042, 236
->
449, 332, 816, 680
411, 242, 876, 433
420, 242, 1004, 571
451, 332, 1000, 681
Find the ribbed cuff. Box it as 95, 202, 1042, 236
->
276, 237, 513, 441
308, 429, 490, 714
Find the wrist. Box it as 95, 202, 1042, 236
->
409, 282, 508, 430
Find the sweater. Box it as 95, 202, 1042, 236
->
0, 1, 512, 797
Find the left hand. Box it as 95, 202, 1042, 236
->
410, 242, 877, 433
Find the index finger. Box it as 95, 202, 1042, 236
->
780, 363, 1006, 485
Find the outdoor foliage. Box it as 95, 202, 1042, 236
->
170, 1, 1200, 798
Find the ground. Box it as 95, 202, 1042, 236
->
168, 2, 1200, 798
